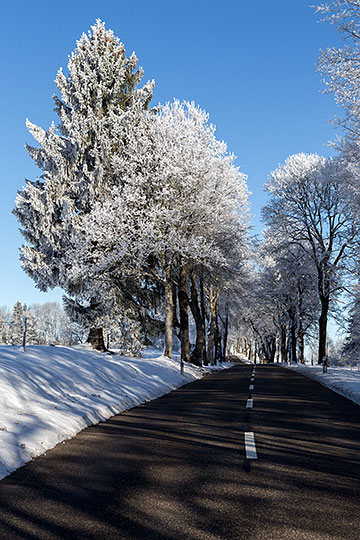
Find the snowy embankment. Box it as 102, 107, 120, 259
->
0, 345, 231, 480
283, 362, 360, 406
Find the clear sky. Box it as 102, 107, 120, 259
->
0, 0, 341, 308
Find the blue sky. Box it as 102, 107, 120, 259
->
0, 0, 341, 308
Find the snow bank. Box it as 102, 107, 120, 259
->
0, 345, 231, 480
282, 362, 360, 406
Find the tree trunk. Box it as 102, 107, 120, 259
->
298, 317, 305, 364
287, 308, 297, 363
178, 266, 191, 364
207, 284, 219, 366
87, 327, 106, 351
172, 283, 180, 335
189, 271, 206, 367
199, 276, 208, 365
222, 305, 229, 361
214, 306, 221, 363
318, 297, 329, 364
280, 324, 288, 364
291, 319, 297, 363
163, 268, 173, 359
208, 313, 215, 366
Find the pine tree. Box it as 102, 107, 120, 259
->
0, 307, 10, 344
14, 20, 154, 350
10, 302, 24, 346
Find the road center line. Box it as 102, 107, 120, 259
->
244, 432, 257, 459
246, 398, 253, 409
249, 384, 254, 391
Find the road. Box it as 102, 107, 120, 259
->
0, 363, 359, 540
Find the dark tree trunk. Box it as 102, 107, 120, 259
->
288, 308, 297, 363
164, 267, 173, 359
222, 305, 229, 361
269, 337, 276, 362
280, 324, 288, 364
189, 271, 206, 367
318, 297, 329, 364
208, 313, 215, 366
214, 307, 221, 363
291, 320, 297, 363
87, 327, 106, 352
172, 283, 180, 334
178, 266, 191, 364
298, 317, 305, 364
199, 276, 208, 365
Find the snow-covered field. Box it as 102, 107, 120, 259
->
283, 362, 360, 406
0, 345, 231, 480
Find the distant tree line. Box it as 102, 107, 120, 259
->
0, 302, 82, 346
226, 1, 360, 367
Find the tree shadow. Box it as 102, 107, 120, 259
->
0, 365, 358, 539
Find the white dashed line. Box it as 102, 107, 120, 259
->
244, 432, 257, 459
246, 399, 253, 409
249, 384, 254, 391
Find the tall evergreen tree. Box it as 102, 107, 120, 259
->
14, 20, 153, 350
10, 302, 24, 346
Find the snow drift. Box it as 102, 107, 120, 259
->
0, 345, 229, 480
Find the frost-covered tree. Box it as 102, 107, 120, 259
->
30, 302, 80, 344
263, 153, 359, 364
13, 20, 154, 350
342, 283, 360, 364
315, 1, 360, 136
10, 302, 25, 346
257, 231, 319, 364
315, 1, 360, 217
65, 100, 250, 363
0, 307, 10, 344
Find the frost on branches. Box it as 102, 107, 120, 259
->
14, 20, 154, 350
315, 1, 360, 219
65, 99, 250, 363
14, 21, 251, 361
263, 152, 359, 364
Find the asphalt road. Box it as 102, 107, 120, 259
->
0, 363, 359, 540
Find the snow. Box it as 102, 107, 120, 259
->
283, 362, 360, 406
0, 345, 232, 480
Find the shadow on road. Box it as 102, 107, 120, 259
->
0, 366, 359, 539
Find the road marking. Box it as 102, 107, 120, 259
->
246, 398, 253, 409
249, 384, 254, 391
250, 377, 254, 382
244, 432, 257, 459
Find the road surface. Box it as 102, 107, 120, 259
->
0, 363, 359, 539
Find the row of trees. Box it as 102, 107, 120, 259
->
14, 21, 251, 365
13, 8, 360, 366
230, 1, 360, 366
